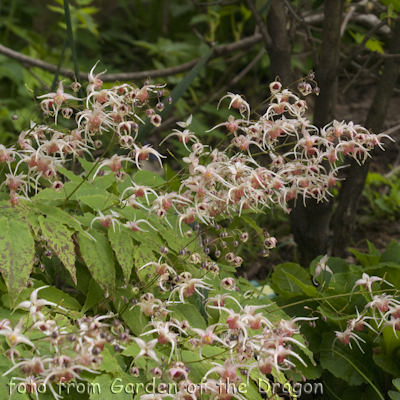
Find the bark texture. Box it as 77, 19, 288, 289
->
290, 0, 345, 267
266, 0, 293, 87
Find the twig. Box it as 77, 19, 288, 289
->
230, 47, 266, 86
342, 53, 372, 94
340, 0, 370, 37
296, 30, 400, 94
244, 0, 272, 48
336, 18, 388, 75
282, 0, 319, 67
357, 52, 400, 60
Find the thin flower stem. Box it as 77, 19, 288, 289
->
331, 350, 384, 400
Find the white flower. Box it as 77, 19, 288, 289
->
176, 114, 193, 128
313, 254, 333, 285
13, 286, 67, 319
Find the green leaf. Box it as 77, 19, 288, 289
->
320, 331, 378, 387
373, 353, 400, 376
180, 350, 210, 382
119, 306, 149, 336
89, 374, 132, 400
241, 215, 263, 236
382, 324, 400, 356
35, 204, 83, 232
58, 167, 84, 183
82, 278, 105, 314
33, 182, 79, 201
78, 229, 116, 299
349, 247, 381, 267
389, 391, 400, 400
310, 255, 349, 276
282, 269, 318, 297
379, 0, 400, 13
168, 302, 207, 330
272, 263, 314, 298
99, 347, 120, 372
39, 215, 77, 284
108, 227, 134, 281
132, 170, 166, 188
381, 240, 400, 263
0, 218, 35, 306
79, 194, 117, 212
37, 285, 82, 312
27, 211, 41, 235
394, 378, 400, 391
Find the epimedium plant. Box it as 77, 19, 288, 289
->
270, 241, 400, 400
0, 63, 394, 400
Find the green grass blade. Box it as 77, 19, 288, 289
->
64, 0, 80, 84
51, 37, 68, 92
136, 45, 215, 142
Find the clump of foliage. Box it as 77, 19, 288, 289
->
0, 64, 395, 400
271, 241, 400, 399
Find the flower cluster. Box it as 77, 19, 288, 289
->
331, 271, 399, 354
0, 65, 395, 400
2, 287, 128, 400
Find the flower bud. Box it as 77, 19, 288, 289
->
130, 367, 140, 377
225, 252, 235, 262
269, 81, 282, 94
160, 246, 169, 254
51, 181, 64, 192
264, 237, 277, 249
61, 108, 73, 119
221, 277, 236, 290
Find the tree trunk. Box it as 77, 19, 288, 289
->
290, 0, 345, 267
266, 0, 293, 87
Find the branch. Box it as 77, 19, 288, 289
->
0, 34, 263, 82
304, 12, 391, 36
336, 18, 388, 75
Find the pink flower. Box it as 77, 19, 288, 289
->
37, 81, 80, 124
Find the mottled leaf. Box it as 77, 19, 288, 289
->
133, 245, 157, 285
0, 218, 35, 306
108, 227, 134, 281
0, 200, 30, 221
35, 204, 83, 232
39, 215, 77, 284
78, 229, 116, 299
